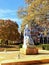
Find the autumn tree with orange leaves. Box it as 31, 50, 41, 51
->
0, 19, 20, 42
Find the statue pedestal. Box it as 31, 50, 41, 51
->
20, 45, 38, 55
26, 46, 38, 55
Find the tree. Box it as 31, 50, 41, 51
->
18, 0, 49, 32
0, 19, 20, 42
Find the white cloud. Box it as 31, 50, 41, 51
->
0, 9, 16, 13
0, 9, 17, 17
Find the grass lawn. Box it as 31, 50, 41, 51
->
36, 44, 49, 50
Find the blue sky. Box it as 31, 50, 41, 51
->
0, 0, 25, 28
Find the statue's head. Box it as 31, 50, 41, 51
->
25, 24, 28, 28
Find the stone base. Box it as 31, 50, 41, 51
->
26, 47, 38, 55
20, 48, 26, 55
20, 46, 38, 55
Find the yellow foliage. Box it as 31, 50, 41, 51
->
18, 0, 49, 32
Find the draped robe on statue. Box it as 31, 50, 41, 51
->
23, 24, 34, 49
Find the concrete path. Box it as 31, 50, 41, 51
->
0, 50, 49, 65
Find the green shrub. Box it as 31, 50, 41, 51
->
36, 44, 49, 50
19, 44, 23, 48
42, 44, 49, 50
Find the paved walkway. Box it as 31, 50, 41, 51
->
0, 50, 49, 65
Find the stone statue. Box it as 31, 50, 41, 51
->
23, 24, 34, 48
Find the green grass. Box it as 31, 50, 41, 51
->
36, 44, 49, 50
19, 44, 23, 48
